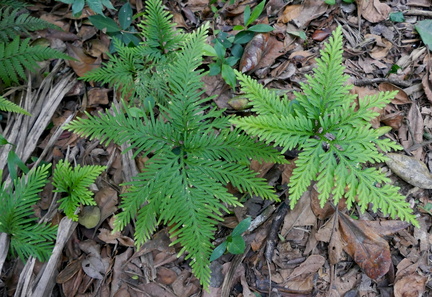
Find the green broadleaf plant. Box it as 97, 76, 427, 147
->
57, 0, 115, 16
64, 1, 284, 286
52, 160, 106, 221
210, 217, 251, 261
231, 26, 418, 227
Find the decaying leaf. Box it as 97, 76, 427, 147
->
239, 33, 269, 73
284, 255, 325, 292
338, 212, 391, 280
66, 43, 101, 77
385, 153, 432, 189
394, 258, 427, 297
358, 0, 391, 23
378, 83, 411, 105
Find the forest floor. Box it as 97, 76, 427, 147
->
1, 0, 432, 296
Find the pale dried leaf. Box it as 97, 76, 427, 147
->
386, 153, 432, 189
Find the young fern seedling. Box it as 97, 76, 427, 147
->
231, 26, 418, 226
52, 160, 106, 221
65, 21, 284, 287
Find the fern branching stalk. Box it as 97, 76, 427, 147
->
65, 12, 284, 286
231, 26, 418, 226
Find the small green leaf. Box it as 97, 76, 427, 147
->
324, 0, 336, 4
214, 41, 226, 58
221, 63, 236, 88
87, 0, 104, 15
210, 241, 228, 261
0, 134, 10, 146
227, 236, 246, 254
120, 31, 141, 47
232, 217, 251, 237
243, 5, 251, 26
415, 20, 432, 49
246, 0, 266, 27
289, 30, 307, 40
226, 56, 239, 67
71, 0, 85, 15
388, 64, 401, 74
209, 63, 221, 75
233, 25, 246, 31
247, 24, 273, 33
203, 43, 217, 56
119, 2, 133, 30
101, 0, 115, 10
89, 15, 120, 32
389, 12, 405, 23
231, 44, 244, 58
233, 31, 255, 44
7, 150, 29, 180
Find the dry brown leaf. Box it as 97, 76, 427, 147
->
284, 255, 325, 292
81, 256, 109, 280
380, 111, 404, 130
250, 159, 275, 178
277, 0, 327, 29
254, 35, 285, 72
171, 270, 200, 297
239, 33, 269, 73
385, 153, 432, 189
378, 83, 411, 105
315, 214, 345, 265
358, 0, 391, 23
338, 212, 391, 280
278, 4, 302, 23
66, 43, 101, 77
281, 187, 316, 237
394, 258, 428, 297
156, 267, 178, 285
422, 68, 432, 103
365, 34, 392, 59
88, 88, 110, 106
56, 258, 83, 284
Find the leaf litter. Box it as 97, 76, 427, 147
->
1, 0, 432, 296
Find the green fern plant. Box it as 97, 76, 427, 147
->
52, 160, 106, 221
65, 21, 284, 287
82, 0, 185, 105
0, 7, 71, 86
231, 26, 418, 226
0, 164, 57, 262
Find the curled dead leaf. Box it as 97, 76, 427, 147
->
338, 212, 391, 280
359, 0, 391, 23
378, 83, 411, 105
239, 33, 269, 73
385, 153, 432, 189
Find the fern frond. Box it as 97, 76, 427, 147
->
68, 9, 284, 288
230, 114, 314, 152
235, 70, 294, 116
232, 26, 418, 226
0, 37, 71, 85
0, 95, 30, 115
138, 0, 184, 58
52, 160, 105, 221
0, 7, 59, 43
0, 164, 56, 262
